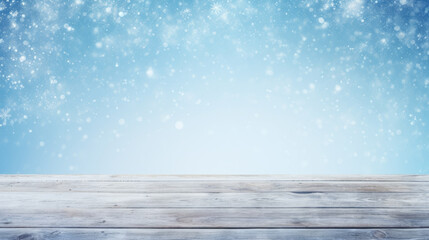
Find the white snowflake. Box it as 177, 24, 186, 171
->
343, 0, 364, 18
146, 67, 154, 78
175, 121, 184, 130
183, 8, 191, 14
0, 108, 11, 126
211, 3, 223, 15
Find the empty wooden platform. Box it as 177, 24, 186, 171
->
1, 175, 429, 239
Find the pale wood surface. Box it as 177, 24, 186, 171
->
3, 181, 429, 193
2, 229, 429, 240
3, 192, 429, 208
1, 175, 428, 239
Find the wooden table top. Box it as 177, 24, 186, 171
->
1, 175, 428, 239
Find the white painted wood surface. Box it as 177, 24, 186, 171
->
1, 228, 429, 240
0, 175, 428, 239
2, 180, 429, 193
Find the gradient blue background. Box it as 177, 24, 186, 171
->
0, 0, 428, 174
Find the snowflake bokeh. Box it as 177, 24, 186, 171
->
0, 0, 428, 173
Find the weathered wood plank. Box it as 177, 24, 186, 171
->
1, 228, 429, 240
1, 208, 429, 228
1, 192, 429, 208
1, 175, 428, 237
0, 174, 428, 182
2, 180, 428, 193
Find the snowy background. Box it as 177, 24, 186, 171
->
0, 0, 428, 174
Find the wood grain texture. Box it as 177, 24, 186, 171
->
0, 175, 428, 239
2, 180, 429, 193
1, 228, 429, 240
2, 192, 429, 208
2, 208, 429, 228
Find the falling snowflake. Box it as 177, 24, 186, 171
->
0, 108, 11, 127
211, 3, 223, 15
343, 0, 364, 18
181, 8, 192, 19
175, 121, 184, 130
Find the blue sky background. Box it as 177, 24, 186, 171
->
0, 0, 428, 174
